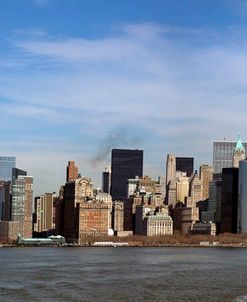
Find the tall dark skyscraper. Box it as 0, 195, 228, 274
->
176, 157, 194, 177
111, 149, 143, 200
102, 167, 111, 194
221, 167, 239, 233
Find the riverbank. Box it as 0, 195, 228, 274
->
1, 233, 247, 248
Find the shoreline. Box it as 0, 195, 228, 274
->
2, 234, 247, 248
1, 243, 247, 248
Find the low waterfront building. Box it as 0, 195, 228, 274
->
190, 222, 216, 236
17, 235, 65, 246
135, 205, 173, 236
173, 206, 199, 234
143, 213, 173, 236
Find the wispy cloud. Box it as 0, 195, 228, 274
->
1, 22, 247, 192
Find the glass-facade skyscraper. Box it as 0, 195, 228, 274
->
213, 141, 247, 173
0, 157, 16, 181
176, 157, 194, 177
111, 149, 143, 200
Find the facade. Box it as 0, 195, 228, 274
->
165, 154, 177, 206
34, 193, 57, 235
111, 149, 143, 200
12, 174, 33, 238
158, 175, 166, 201
0, 181, 11, 221
190, 222, 216, 236
221, 168, 239, 233
0, 221, 20, 243
66, 160, 78, 182
0, 156, 16, 181
102, 167, 111, 194
238, 160, 247, 233
78, 200, 112, 240
232, 135, 245, 168
61, 176, 112, 242
199, 164, 214, 200
213, 137, 247, 173
176, 172, 189, 204
112, 200, 124, 232
63, 177, 93, 241
144, 214, 173, 236
188, 171, 203, 207
135, 205, 172, 236
176, 157, 194, 177
173, 207, 199, 234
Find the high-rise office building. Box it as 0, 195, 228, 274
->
102, 167, 111, 193
232, 135, 245, 168
110, 149, 143, 200
34, 193, 57, 235
221, 168, 239, 233
0, 157, 16, 181
176, 172, 189, 204
66, 160, 78, 182
0, 181, 11, 221
188, 171, 203, 206
213, 136, 247, 173
165, 154, 176, 206
238, 160, 247, 233
12, 168, 33, 238
176, 157, 194, 177
200, 164, 214, 200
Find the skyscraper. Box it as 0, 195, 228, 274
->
213, 136, 247, 173
238, 160, 247, 233
232, 135, 245, 168
102, 167, 111, 193
200, 164, 214, 200
0, 157, 16, 181
221, 167, 238, 233
165, 154, 176, 206
111, 149, 143, 200
12, 168, 33, 238
66, 160, 78, 182
34, 193, 57, 236
176, 157, 194, 177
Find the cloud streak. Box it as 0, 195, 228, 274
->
1, 22, 247, 192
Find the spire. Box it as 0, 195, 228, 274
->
235, 133, 244, 151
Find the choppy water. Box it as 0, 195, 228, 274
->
0, 247, 247, 301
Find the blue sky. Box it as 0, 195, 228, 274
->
1, 0, 247, 195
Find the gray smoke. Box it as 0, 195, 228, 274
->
90, 126, 141, 167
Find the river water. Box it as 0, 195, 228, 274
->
0, 247, 247, 301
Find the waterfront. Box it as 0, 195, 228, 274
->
0, 247, 247, 301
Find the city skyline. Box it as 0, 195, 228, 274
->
1, 1, 247, 194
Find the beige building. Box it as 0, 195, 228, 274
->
189, 171, 203, 206
200, 164, 214, 200
12, 175, 33, 238
113, 200, 124, 232
176, 172, 189, 204
174, 207, 199, 234
34, 193, 57, 234
165, 154, 177, 206
135, 205, 172, 236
